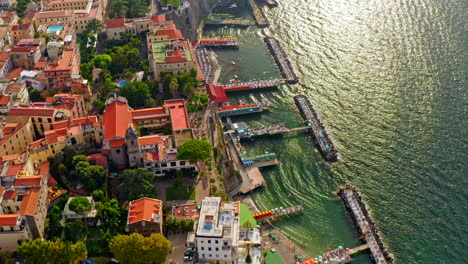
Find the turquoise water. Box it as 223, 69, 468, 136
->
117, 80, 129, 87
205, 0, 467, 263
47, 26, 63, 34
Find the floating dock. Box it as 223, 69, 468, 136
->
338, 185, 395, 264
248, 0, 269, 27
294, 95, 338, 162
264, 37, 299, 83
223, 79, 281, 92
197, 38, 240, 48
216, 102, 272, 117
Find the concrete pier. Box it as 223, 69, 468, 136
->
248, 0, 269, 27
338, 186, 395, 264
264, 37, 299, 83
222, 79, 281, 92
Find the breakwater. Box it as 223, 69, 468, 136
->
264, 37, 299, 83
248, 0, 269, 27
338, 185, 395, 264
294, 95, 338, 162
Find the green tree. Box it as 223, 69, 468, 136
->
92, 54, 112, 69
119, 81, 154, 108
177, 139, 213, 164
246, 254, 252, 263
86, 18, 104, 33
18, 239, 87, 264
69, 197, 91, 215
45, 206, 63, 239
109, 233, 171, 264
119, 168, 157, 201
169, 77, 179, 98
72, 155, 89, 168
92, 189, 106, 202
29, 88, 43, 101
98, 199, 124, 234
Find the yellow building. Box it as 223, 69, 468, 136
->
0, 118, 34, 156
150, 39, 195, 81
6, 107, 66, 137
47, 0, 90, 11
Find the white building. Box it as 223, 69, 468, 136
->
188, 197, 262, 264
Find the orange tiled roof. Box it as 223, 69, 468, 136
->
19, 187, 41, 216
29, 138, 46, 148
164, 99, 189, 130
109, 138, 125, 147
34, 10, 72, 19
0, 51, 10, 62
3, 189, 18, 200
0, 95, 10, 105
152, 15, 165, 23
9, 107, 55, 117
14, 175, 42, 187
45, 49, 76, 72
5, 83, 25, 94
45, 128, 68, 144
106, 18, 125, 28
5, 67, 24, 80
102, 100, 133, 140
0, 187, 5, 197
128, 197, 162, 225
0, 214, 19, 226
138, 135, 162, 146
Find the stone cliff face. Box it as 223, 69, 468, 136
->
166, 0, 218, 41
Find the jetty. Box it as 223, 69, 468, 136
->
253, 205, 304, 221
232, 122, 309, 139
264, 37, 298, 83
205, 18, 251, 27
197, 38, 240, 48
216, 102, 272, 117
294, 95, 338, 162
338, 185, 395, 264
248, 0, 269, 27
223, 79, 281, 92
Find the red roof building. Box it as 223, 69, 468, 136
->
106, 18, 125, 28
127, 198, 163, 235
206, 83, 229, 103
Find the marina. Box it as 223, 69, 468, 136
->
338, 185, 395, 264
264, 37, 299, 83
248, 0, 269, 27
294, 95, 338, 162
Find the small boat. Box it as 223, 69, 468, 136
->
234, 75, 238, 78
230, 68, 237, 71
238, 100, 244, 104
231, 61, 236, 65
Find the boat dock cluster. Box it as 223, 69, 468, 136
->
248, 0, 269, 27
338, 186, 395, 264
264, 37, 299, 83
294, 95, 338, 162
195, 47, 213, 82
197, 38, 240, 48
223, 79, 281, 92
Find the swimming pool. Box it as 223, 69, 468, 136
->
47, 26, 63, 34
117, 80, 129, 87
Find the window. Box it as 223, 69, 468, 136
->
208, 240, 211, 243
215, 240, 218, 244
209, 254, 212, 258
215, 248, 219, 251
208, 247, 211, 251
201, 247, 204, 250
223, 242, 228, 246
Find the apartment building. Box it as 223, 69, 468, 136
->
0, 118, 34, 156
0, 51, 13, 78
2, 83, 29, 105
0, 154, 48, 251
126, 198, 163, 235
149, 38, 195, 81
10, 23, 34, 43
6, 107, 65, 137
105, 17, 153, 40
10, 39, 42, 70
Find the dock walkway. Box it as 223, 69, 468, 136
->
205, 19, 251, 27
341, 187, 391, 264
197, 39, 240, 48
235, 124, 309, 139
264, 37, 298, 83
223, 79, 281, 92
248, 0, 269, 27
